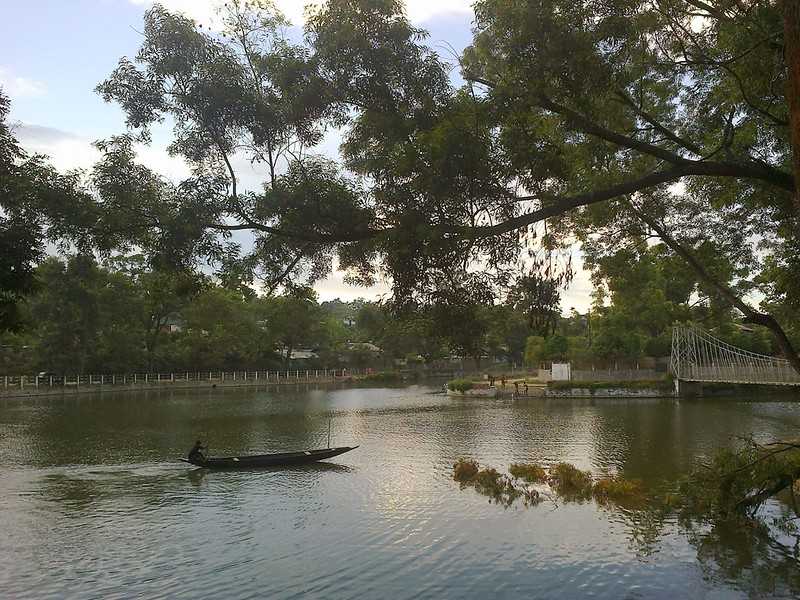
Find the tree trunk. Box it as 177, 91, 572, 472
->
284, 342, 293, 368
146, 314, 167, 371
784, 0, 800, 218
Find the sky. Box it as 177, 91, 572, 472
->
1, 0, 593, 311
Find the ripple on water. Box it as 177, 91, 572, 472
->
1, 386, 798, 598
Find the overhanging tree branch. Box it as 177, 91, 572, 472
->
465, 74, 794, 190
613, 89, 704, 155
209, 159, 795, 246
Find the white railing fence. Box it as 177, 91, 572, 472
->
1, 368, 368, 390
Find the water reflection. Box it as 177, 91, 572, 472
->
1, 386, 799, 598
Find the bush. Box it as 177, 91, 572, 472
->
547, 379, 672, 391
362, 371, 402, 383
509, 463, 548, 483
447, 378, 474, 393
453, 458, 479, 482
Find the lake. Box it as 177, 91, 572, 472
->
1, 384, 799, 599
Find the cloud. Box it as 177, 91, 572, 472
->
0, 67, 47, 99
13, 124, 99, 171
12, 123, 191, 179
403, 0, 472, 23
314, 269, 391, 302
560, 252, 593, 314
129, 0, 473, 26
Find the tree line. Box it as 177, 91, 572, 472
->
0, 251, 784, 375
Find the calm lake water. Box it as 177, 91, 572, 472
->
2, 384, 800, 599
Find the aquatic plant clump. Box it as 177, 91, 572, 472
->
473, 467, 503, 491
454, 459, 646, 509
509, 463, 548, 483
548, 462, 593, 498
452, 459, 531, 507
447, 378, 474, 393
592, 477, 644, 502
473, 468, 524, 506
453, 458, 479, 482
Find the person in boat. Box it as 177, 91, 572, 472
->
188, 440, 206, 463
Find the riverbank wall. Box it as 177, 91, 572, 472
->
504, 383, 800, 399
543, 386, 674, 398
497, 385, 674, 399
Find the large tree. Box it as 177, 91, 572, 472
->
93, 1, 800, 369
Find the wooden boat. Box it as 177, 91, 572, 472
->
181, 446, 358, 469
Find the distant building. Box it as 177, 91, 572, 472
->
288, 348, 319, 360
160, 316, 185, 333
346, 342, 382, 353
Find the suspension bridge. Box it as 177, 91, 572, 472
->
670, 325, 800, 387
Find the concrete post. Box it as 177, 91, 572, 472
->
35, 375, 39, 388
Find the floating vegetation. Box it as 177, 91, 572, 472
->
509, 463, 548, 483
548, 462, 593, 499
453, 459, 643, 509
452, 460, 541, 507
592, 476, 645, 506
453, 458, 479, 482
